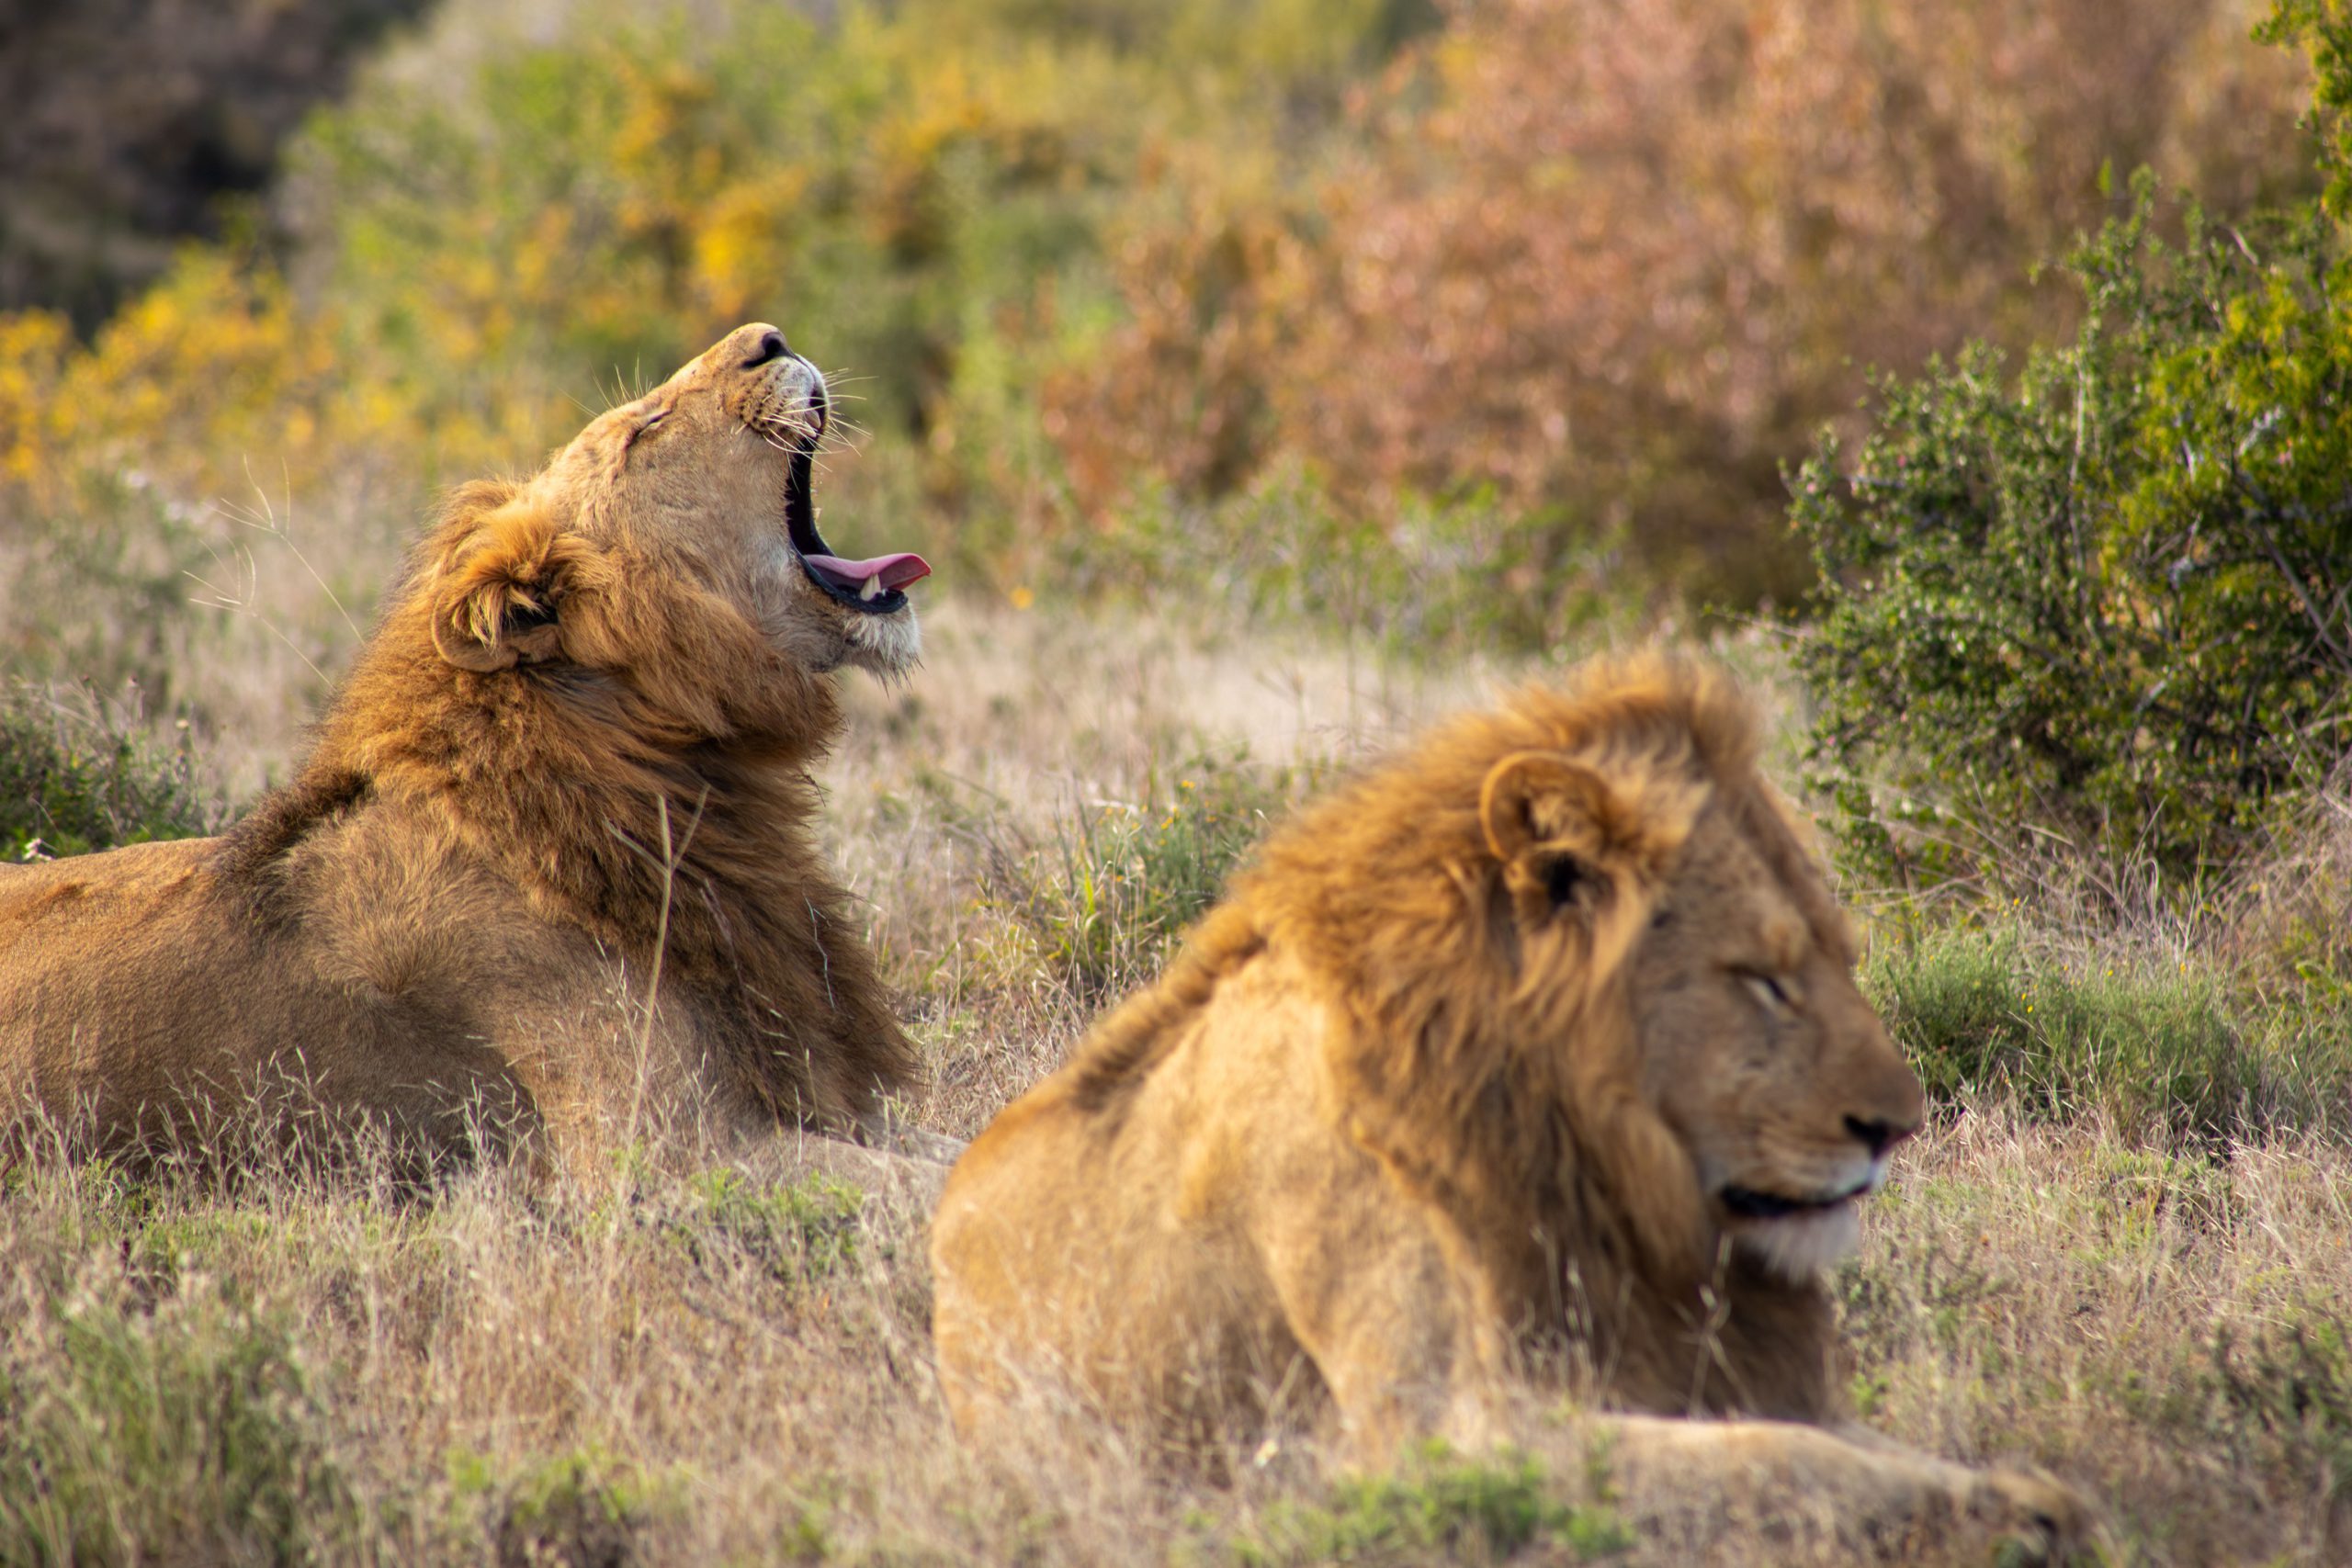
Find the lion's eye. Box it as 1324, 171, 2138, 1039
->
624, 410, 669, 457
1741, 972, 1795, 1014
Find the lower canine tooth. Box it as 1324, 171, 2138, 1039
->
859, 576, 880, 602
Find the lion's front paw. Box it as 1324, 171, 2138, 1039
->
1962, 1468, 2102, 1566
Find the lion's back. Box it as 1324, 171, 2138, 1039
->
0, 833, 535, 1165
3, 837, 277, 1134
0, 837, 227, 974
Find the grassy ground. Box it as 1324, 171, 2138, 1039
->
6, 599, 2350, 1563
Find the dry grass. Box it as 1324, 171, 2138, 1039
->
6, 595, 2350, 1563
6, 1099, 2346, 1563
1849, 1107, 2352, 1564
815, 597, 1518, 1137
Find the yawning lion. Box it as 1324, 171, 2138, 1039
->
3, 323, 931, 1173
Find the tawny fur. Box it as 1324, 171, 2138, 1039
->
931, 655, 2093, 1558
1, 324, 922, 1173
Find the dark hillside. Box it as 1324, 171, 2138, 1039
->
0, 0, 436, 330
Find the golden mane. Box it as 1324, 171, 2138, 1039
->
1066, 657, 1764, 1295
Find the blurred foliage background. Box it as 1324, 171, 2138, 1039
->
0, 0, 2310, 616
4, 0, 2348, 886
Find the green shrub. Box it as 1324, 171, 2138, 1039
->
2263, 2, 2352, 219
0, 682, 220, 861
260, 0, 1421, 589
1793, 178, 2352, 888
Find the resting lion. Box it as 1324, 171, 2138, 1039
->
931, 657, 2092, 1559
2, 323, 932, 1172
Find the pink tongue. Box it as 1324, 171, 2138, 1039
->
803, 551, 932, 593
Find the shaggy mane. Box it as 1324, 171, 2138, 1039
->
226, 480, 913, 1129
1069, 654, 1758, 1118
1055, 654, 1838, 1416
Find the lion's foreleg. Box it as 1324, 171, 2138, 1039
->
1256, 1195, 1505, 1461
1593, 1413, 2098, 1564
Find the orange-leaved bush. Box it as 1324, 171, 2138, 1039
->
1057, 0, 2309, 603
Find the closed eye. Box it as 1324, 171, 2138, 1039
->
1740, 971, 1795, 1014
624, 409, 668, 454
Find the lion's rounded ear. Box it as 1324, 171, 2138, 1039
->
1482, 749, 1712, 924
1482, 752, 1613, 923
1482, 749, 1710, 866
428, 497, 594, 673
1480, 750, 1619, 864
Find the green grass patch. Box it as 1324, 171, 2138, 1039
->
0, 468, 222, 703
2198, 1310, 2352, 1512
1235, 1444, 1633, 1565
980, 752, 1306, 1003
667, 1169, 867, 1290
448, 1443, 682, 1568
2096, 1305, 2352, 1521
0, 1277, 356, 1565
1861, 927, 2298, 1141
1103, 470, 1632, 660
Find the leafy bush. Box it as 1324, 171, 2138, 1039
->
0, 0, 436, 331
0, 0, 1419, 625
1795, 182, 2352, 886
0, 682, 220, 861
6, 0, 2307, 661
2264, 0, 2352, 216
1057, 0, 2311, 605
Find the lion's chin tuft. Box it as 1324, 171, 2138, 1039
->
839, 600, 922, 676
1719, 1161, 1887, 1281
1732, 1199, 1864, 1282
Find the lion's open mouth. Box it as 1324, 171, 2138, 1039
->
1717, 1178, 1872, 1221
778, 373, 931, 616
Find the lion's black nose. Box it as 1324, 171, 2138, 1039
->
741, 330, 790, 368
1845, 1115, 1908, 1158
